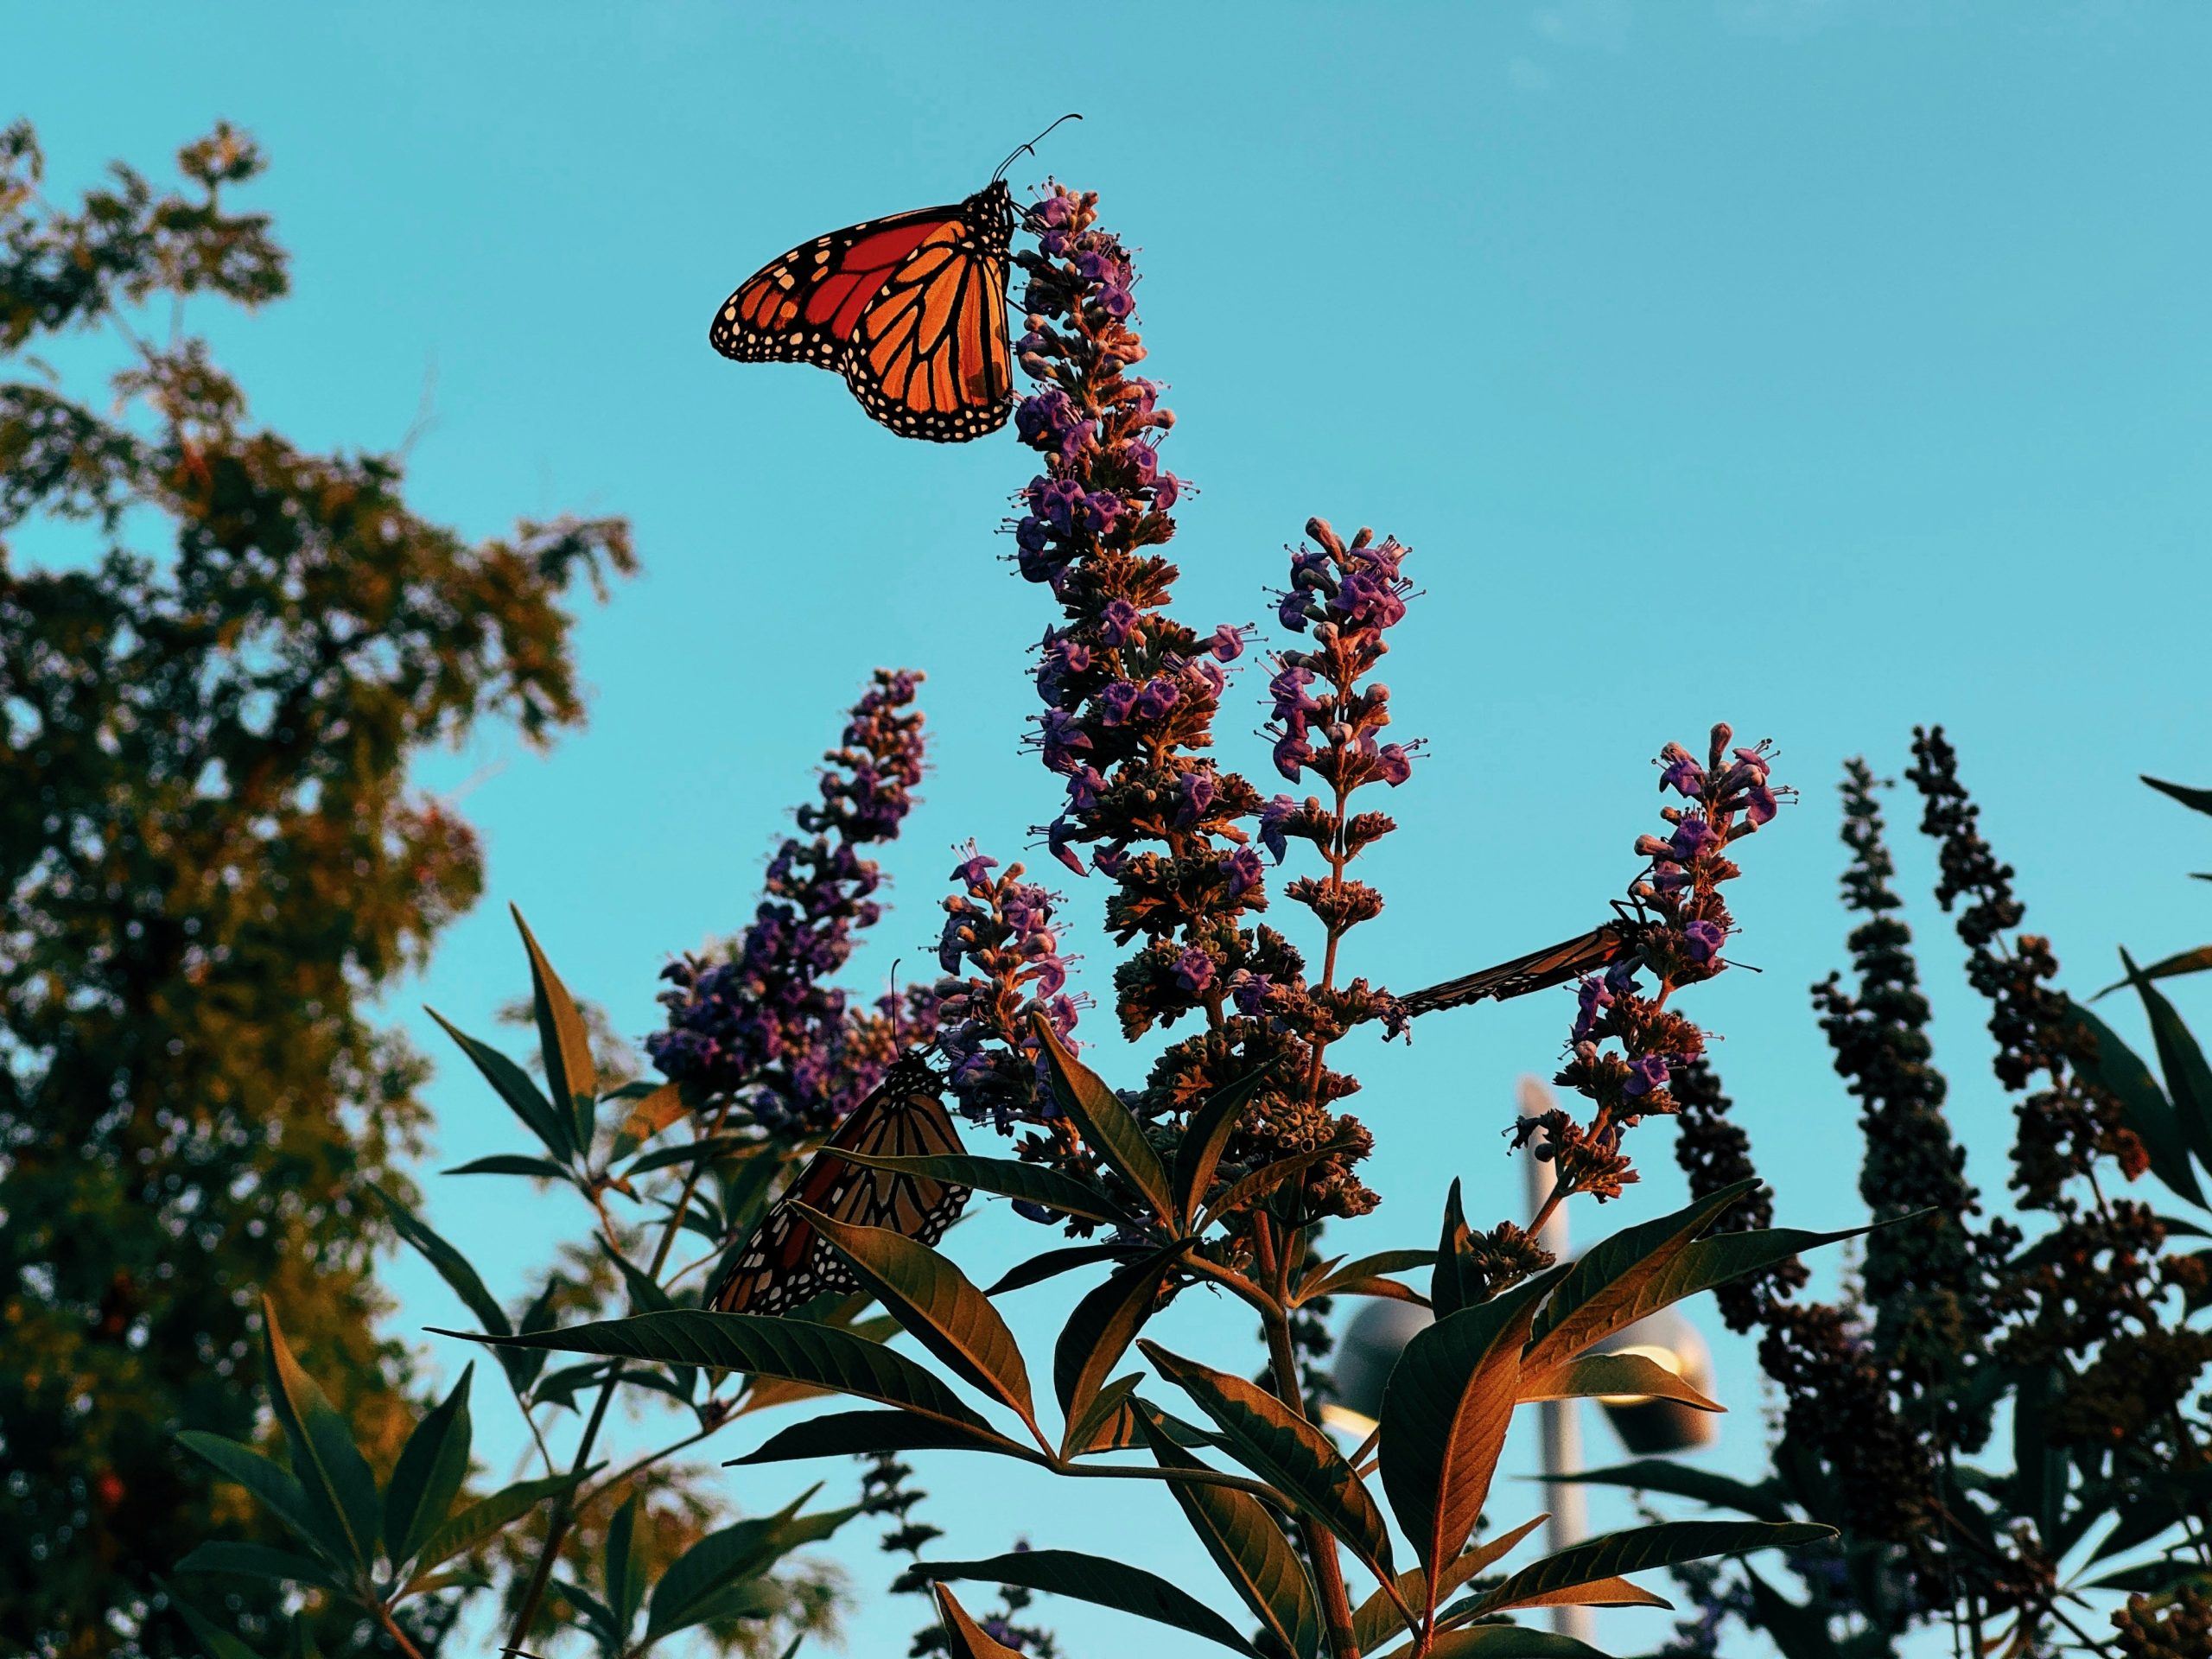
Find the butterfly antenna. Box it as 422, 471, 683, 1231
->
993, 112, 1084, 183
887, 957, 905, 1043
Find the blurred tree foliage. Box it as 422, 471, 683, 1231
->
0, 119, 631, 1655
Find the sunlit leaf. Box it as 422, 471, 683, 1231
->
1481, 1574, 1670, 1613
1172, 1064, 1277, 1230
425, 1007, 574, 1164
1379, 1268, 1556, 1611
1350, 1516, 1547, 1656
1197, 1137, 1363, 1231
385, 1362, 473, 1567
1062, 1370, 1146, 1455
934, 1584, 1026, 1659
729, 1408, 1040, 1467
1033, 1014, 1175, 1219
512, 906, 599, 1154
610, 1078, 690, 1163
908, 1548, 1262, 1656
1446, 1520, 1834, 1626
1134, 1401, 1324, 1659
1380, 1625, 1614, 1658
1299, 1249, 1435, 1307
1054, 1240, 1192, 1454
258, 1299, 378, 1572
1141, 1338, 1394, 1584
1431, 1179, 1481, 1319
835, 1147, 1139, 1229
986, 1243, 1149, 1296
433, 1309, 999, 1434
1520, 1352, 1722, 1414
793, 1203, 1037, 1427
2092, 944, 2212, 1001
625, 1134, 755, 1178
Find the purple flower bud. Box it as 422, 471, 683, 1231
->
1273, 732, 1314, 783
1176, 769, 1217, 825
1081, 490, 1123, 530
1093, 845, 1128, 877
1096, 282, 1135, 320
1668, 817, 1721, 861
1173, 946, 1216, 994
1623, 1053, 1672, 1097
1095, 683, 1138, 726
1224, 845, 1265, 899
1134, 677, 1180, 720
1745, 783, 1778, 826
1231, 969, 1274, 1016
950, 848, 999, 888
1096, 598, 1140, 646
1153, 472, 1181, 510
1277, 589, 1312, 632
1682, 919, 1726, 963
1067, 765, 1106, 813
1033, 194, 1073, 228
1259, 795, 1294, 862
1015, 513, 1051, 553
1209, 624, 1245, 662
1037, 708, 1090, 771
1045, 817, 1086, 877
1657, 746, 1704, 798
1374, 743, 1413, 785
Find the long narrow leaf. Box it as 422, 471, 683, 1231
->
1141, 1339, 1395, 1584
1173, 1065, 1277, 1230
259, 1300, 379, 1572
647, 1498, 857, 1639
426, 1007, 574, 1163
1299, 1249, 1436, 1307
172, 1433, 334, 1562
2093, 944, 2212, 1001
1053, 1240, 1192, 1454
910, 1548, 1262, 1657
1530, 1459, 1790, 1524
442, 1154, 572, 1181
2144, 774, 2212, 817
935, 1584, 1026, 1659
431, 1309, 999, 1434
406, 1469, 590, 1583
156, 1580, 264, 1659
1350, 1516, 1547, 1656
610, 1078, 691, 1163
1523, 1179, 1760, 1368
1379, 1268, 1557, 1609
730, 1409, 1041, 1466
2123, 949, 2212, 1176
512, 906, 600, 1154
1033, 1014, 1175, 1219
986, 1243, 1149, 1297
1134, 1402, 1323, 1659
1197, 1138, 1362, 1231
793, 1204, 1036, 1427
1450, 1520, 1834, 1625
1378, 1628, 1612, 1659
606, 1493, 647, 1645
385, 1363, 474, 1567
172, 1541, 341, 1589
367, 1183, 513, 1344
2066, 1001, 2207, 1207
1519, 1352, 1723, 1413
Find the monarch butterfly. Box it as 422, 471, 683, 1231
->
1396, 910, 1649, 1018
707, 118, 1078, 443
708, 1052, 970, 1316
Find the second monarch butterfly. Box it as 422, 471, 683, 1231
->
1395, 906, 1650, 1018
708, 117, 1079, 443
707, 1052, 970, 1317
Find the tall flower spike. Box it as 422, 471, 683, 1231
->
648, 670, 933, 1134
963, 184, 1378, 1224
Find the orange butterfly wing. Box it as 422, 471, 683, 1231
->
709, 183, 1014, 443
1395, 923, 1637, 1018
708, 1058, 969, 1317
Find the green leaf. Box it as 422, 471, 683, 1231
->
443, 1154, 573, 1181
625, 1134, 754, 1179
156, 1580, 264, 1659
1134, 1402, 1323, 1659
2122, 950, 2212, 1177
1033, 1014, 1175, 1219
1522, 1179, 1761, 1371
406, 1469, 590, 1583
986, 1243, 1149, 1296
647, 1496, 857, 1640
2145, 774, 2212, 817
1379, 1268, 1557, 1611
431, 1309, 1001, 1435
426, 1006, 574, 1163
729, 1408, 1040, 1466
1063, 1370, 1147, 1455
1173, 1064, 1277, 1229
531, 1359, 614, 1412
1742, 1567, 1843, 1659
385, 1362, 474, 1567
1300, 1249, 1436, 1307
512, 906, 600, 1154
934, 1584, 1027, 1659
1520, 1352, 1723, 1414
1053, 1240, 1193, 1455
550, 1574, 623, 1647
259, 1299, 379, 1571
2093, 944, 2212, 1000
792, 1203, 1037, 1428
908, 1548, 1263, 1657
1141, 1339, 1395, 1584
833, 1147, 1139, 1229
173, 1541, 341, 1589
367, 1182, 533, 1392
1482, 1575, 1671, 1613
172, 1433, 333, 1562
1197, 1136, 1363, 1231
1530, 1459, 1790, 1524
1449, 1520, 1835, 1626
2066, 1001, 2207, 1207
1350, 1516, 1547, 1656
605, 1492, 646, 1642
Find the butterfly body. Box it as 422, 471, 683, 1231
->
710, 181, 1016, 443
1396, 918, 1646, 1018
708, 1053, 970, 1316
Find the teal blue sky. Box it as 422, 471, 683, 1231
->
13, 3, 2212, 1656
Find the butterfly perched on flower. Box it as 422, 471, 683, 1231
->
1396, 906, 1650, 1018
708, 1052, 970, 1316
708, 118, 1079, 443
